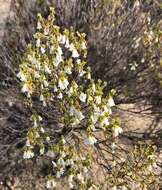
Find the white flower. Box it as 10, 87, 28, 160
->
43, 101, 47, 107
62, 137, 66, 145
69, 182, 74, 189
148, 154, 155, 159
46, 136, 50, 142
33, 120, 38, 127
69, 43, 75, 51
108, 97, 115, 107
69, 106, 76, 116
77, 173, 84, 183
55, 53, 62, 66
134, 0, 140, 7
57, 92, 63, 99
130, 62, 138, 71
35, 132, 40, 138
53, 85, 58, 92
69, 43, 79, 58
108, 107, 112, 115
58, 46, 63, 55
36, 62, 41, 70
65, 159, 74, 166
44, 65, 51, 74
21, 83, 31, 93
79, 92, 87, 103
147, 16, 151, 25
58, 78, 69, 90
38, 115, 42, 121
141, 58, 145, 63
59, 34, 66, 44
153, 162, 158, 168
87, 72, 91, 79
76, 110, 85, 121
84, 136, 97, 146
40, 148, 44, 155
52, 161, 57, 168
72, 118, 80, 126
50, 46, 54, 54
37, 21, 42, 30
69, 106, 84, 120
23, 150, 34, 159
36, 38, 41, 47
76, 59, 81, 64
56, 168, 64, 178
35, 72, 40, 78
46, 150, 55, 158
39, 94, 44, 101
46, 179, 56, 189
43, 80, 49, 87
79, 70, 86, 77
101, 105, 109, 115
40, 46, 45, 54
113, 126, 123, 137
72, 49, 79, 58
89, 124, 96, 131
111, 142, 116, 154
100, 117, 109, 127
17, 71, 27, 82
90, 114, 99, 124
81, 41, 86, 49
83, 167, 88, 173
40, 127, 45, 133
95, 95, 101, 104
92, 83, 96, 93
28, 55, 37, 64
65, 66, 72, 74
57, 158, 65, 166
26, 139, 30, 147
155, 37, 159, 43
44, 28, 49, 35
65, 38, 70, 48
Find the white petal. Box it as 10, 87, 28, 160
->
37, 22, 42, 30
57, 92, 63, 99
72, 49, 79, 58
21, 83, 29, 93
36, 39, 41, 47
81, 42, 86, 49
108, 97, 115, 107
95, 96, 101, 104
79, 93, 87, 103
45, 65, 51, 74
113, 126, 123, 137
17, 71, 27, 82
39, 94, 44, 101
59, 34, 66, 44
41, 47, 45, 54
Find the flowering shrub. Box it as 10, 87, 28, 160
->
17, 8, 159, 190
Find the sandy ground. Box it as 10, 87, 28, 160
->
0, 0, 11, 43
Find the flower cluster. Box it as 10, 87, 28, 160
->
17, 7, 158, 190
17, 8, 118, 189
